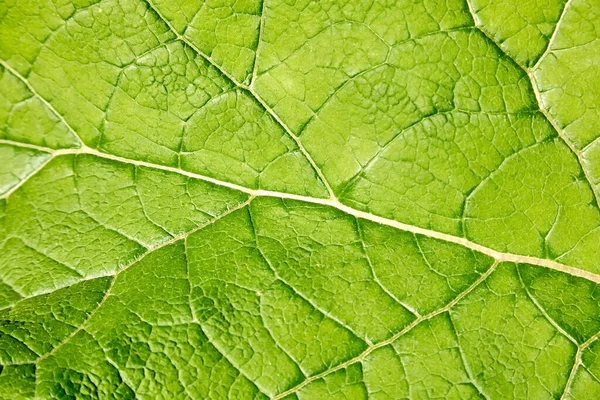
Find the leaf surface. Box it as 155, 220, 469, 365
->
1, 0, 600, 398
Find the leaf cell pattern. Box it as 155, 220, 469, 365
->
1, 0, 600, 398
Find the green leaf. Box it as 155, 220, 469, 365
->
1, 0, 600, 398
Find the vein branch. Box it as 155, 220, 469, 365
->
464, 0, 600, 210
559, 303, 600, 398
0, 154, 53, 200
356, 219, 421, 317
140, 0, 336, 200
273, 260, 500, 399
250, 0, 267, 85
31, 199, 253, 365
447, 313, 490, 400
195, 323, 272, 399
561, 346, 583, 400
516, 266, 578, 345
562, 328, 600, 398
0, 59, 85, 148
531, 0, 573, 70
248, 207, 371, 344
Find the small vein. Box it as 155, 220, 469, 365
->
582, 136, 600, 154
0, 59, 84, 147
0, 152, 53, 201
85, 330, 138, 396
295, 62, 388, 138
183, 236, 194, 322
28, 200, 252, 365
561, 348, 582, 400
338, 109, 445, 195
531, 0, 573, 70
140, 0, 336, 200
583, 329, 600, 350
200, 323, 271, 399
0, 280, 24, 299
464, 0, 600, 210
0, 140, 52, 152
447, 313, 490, 400
558, 311, 600, 398
247, 207, 370, 345
242, 210, 309, 377
355, 219, 420, 317
0, 302, 20, 313
1, 331, 40, 359
413, 234, 451, 282
272, 260, 500, 399
132, 165, 175, 237
250, 0, 267, 86
516, 265, 578, 344
80, 207, 150, 250
72, 164, 151, 247
583, 364, 600, 385
19, 239, 84, 279
461, 139, 551, 235
101, 309, 194, 398
257, 299, 309, 378
34, 274, 116, 366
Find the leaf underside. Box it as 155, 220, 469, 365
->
1, 0, 600, 398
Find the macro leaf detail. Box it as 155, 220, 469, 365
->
1, 0, 600, 398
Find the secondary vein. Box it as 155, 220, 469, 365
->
464, 0, 600, 210
273, 260, 500, 399
139, 0, 337, 200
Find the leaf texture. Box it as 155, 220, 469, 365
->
1, 0, 600, 398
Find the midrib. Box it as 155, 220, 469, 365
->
2, 138, 600, 285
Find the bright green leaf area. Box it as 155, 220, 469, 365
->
1, 0, 600, 398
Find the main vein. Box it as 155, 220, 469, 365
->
3, 138, 600, 285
